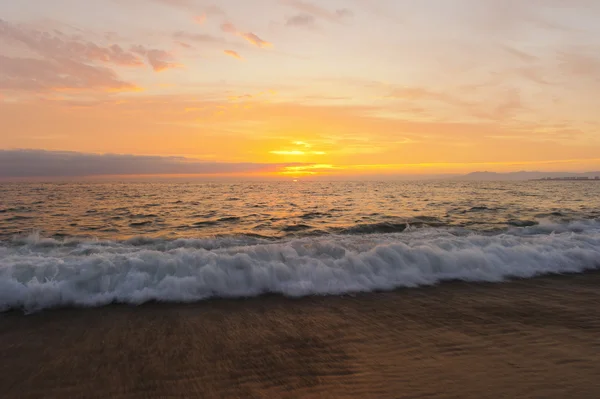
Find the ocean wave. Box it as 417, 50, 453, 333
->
335, 222, 410, 235
1, 220, 600, 313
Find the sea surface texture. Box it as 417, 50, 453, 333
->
1, 181, 600, 311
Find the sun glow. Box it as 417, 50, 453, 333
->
270, 150, 307, 155
270, 150, 326, 156
279, 164, 335, 175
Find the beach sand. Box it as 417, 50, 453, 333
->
2, 273, 600, 398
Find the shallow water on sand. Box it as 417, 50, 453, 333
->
2, 273, 600, 398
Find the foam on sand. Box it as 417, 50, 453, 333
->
1, 220, 600, 312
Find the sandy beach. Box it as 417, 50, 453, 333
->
1, 272, 600, 398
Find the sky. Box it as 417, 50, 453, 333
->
1, 0, 600, 178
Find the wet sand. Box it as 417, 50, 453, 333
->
2, 273, 600, 398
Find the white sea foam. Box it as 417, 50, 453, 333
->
1, 220, 600, 312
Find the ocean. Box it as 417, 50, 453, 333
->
3, 180, 600, 398
1, 180, 600, 312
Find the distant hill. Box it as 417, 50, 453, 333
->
452, 171, 600, 181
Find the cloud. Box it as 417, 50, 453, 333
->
131, 45, 179, 72
293, 141, 311, 147
221, 22, 237, 34
0, 150, 306, 178
228, 93, 253, 101
173, 31, 229, 45
282, 0, 353, 23
270, 140, 326, 155
241, 32, 271, 48
285, 14, 317, 28
220, 22, 272, 48
151, 0, 195, 8
223, 50, 243, 60
469, 88, 525, 121
500, 45, 539, 63
175, 41, 194, 49
0, 19, 178, 91
0, 19, 144, 67
515, 67, 552, 85
194, 13, 206, 24
386, 86, 438, 101
204, 5, 227, 16
148, 0, 226, 17
454, 0, 594, 36
558, 49, 600, 76
0, 54, 140, 92
385, 85, 527, 122
270, 150, 326, 155
270, 150, 306, 155
336, 9, 354, 18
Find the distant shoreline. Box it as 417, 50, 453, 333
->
532, 178, 600, 181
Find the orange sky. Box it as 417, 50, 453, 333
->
1, 0, 600, 178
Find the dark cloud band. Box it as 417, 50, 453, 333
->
0, 150, 305, 178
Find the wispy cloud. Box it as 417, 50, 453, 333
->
204, 5, 227, 16
293, 141, 311, 147
150, 0, 196, 9
175, 40, 194, 49
500, 45, 539, 63
227, 93, 253, 101
147, 0, 226, 18
282, 0, 353, 23
224, 49, 243, 60
270, 140, 326, 155
385, 84, 529, 122
285, 14, 317, 28
242, 32, 271, 48
131, 45, 179, 72
221, 22, 272, 48
221, 22, 236, 33
173, 30, 229, 46
558, 49, 600, 76
194, 13, 206, 24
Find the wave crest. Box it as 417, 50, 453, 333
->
2, 220, 600, 312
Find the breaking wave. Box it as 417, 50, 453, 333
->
1, 220, 600, 312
